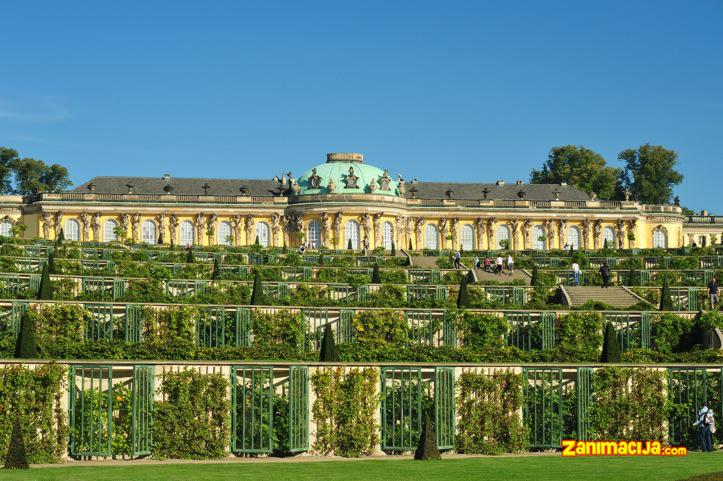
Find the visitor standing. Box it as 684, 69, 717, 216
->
507, 254, 514, 275
708, 277, 719, 310
599, 262, 611, 288
496, 255, 503, 275
571, 261, 580, 286
693, 402, 715, 452
454, 250, 461, 269
484, 256, 491, 272
474, 256, 480, 269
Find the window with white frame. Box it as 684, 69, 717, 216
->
424, 224, 439, 250
382, 221, 394, 250
496, 225, 510, 249
307, 220, 321, 249
256, 222, 270, 246
460, 224, 474, 251
141, 220, 157, 244
180, 221, 195, 246
217, 221, 232, 246
103, 220, 118, 242
532, 225, 545, 250
567, 226, 581, 250
64, 219, 80, 241
602, 227, 615, 248
345, 220, 360, 249
653, 228, 667, 249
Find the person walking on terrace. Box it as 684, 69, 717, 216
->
708, 277, 719, 310
571, 260, 580, 286
599, 262, 611, 288
507, 254, 514, 275
495, 255, 503, 275
693, 401, 715, 452
454, 250, 461, 269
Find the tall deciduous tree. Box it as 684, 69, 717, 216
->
617, 144, 683, 204
530, 145, 620, 200
0, 147, 18, 194
0, 146, 72, 194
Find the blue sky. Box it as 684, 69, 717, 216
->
1, 1, 721, 211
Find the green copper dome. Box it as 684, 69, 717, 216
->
296, 153, 400, 196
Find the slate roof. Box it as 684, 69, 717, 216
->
73, 176, 591, 201
73, 176, 285, 197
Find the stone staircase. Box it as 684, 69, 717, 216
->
560, 286, 647, 308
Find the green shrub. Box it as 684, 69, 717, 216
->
459, 312, 506, 350
252, 311, 304, 349
555, 312, 603, 362
352, 310, 406, 347
652, 313, 693, 353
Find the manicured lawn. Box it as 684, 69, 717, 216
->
2, 453, 722, 481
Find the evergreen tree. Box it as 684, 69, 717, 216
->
47, 251, 56, 275
530, 264, 540, 287
37, 263, 52, 300
55, 228, 64, 245
186, 247, 195, 263
601, 323, 621, 362
255, 235, 260, 245
282, 243, 287, 254
211, 257, 220, 280
319, 324, 339, 362
660, 275, 673, 311
409, 238, 413, 251
456, 275, 470, 308
347, 238, 353, 250
14, 312, 38, 359
391, 240, 396, 256
3, 413, 29, 469
371, 263, 381, 284
414, 412, 441, 460
250, 271, 265, 305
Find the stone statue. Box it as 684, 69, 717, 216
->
368, 177, 377, 193
327, 177, 336, 193
397, 175, 406, 195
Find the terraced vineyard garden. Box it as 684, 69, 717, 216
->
0, 237, 721, 467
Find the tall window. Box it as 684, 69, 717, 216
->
103, 219, 118, 242
217, 221, 232, 246
382, 221, 394, 250
345, 220, 360, 249
307, 220, 321, 249
496, 225, 510, 249
64, 219, 80, 241
424, 224, 439, 250
567, 226, 581, 250
532, 225, 546, 250
256, 222, 270, 247
460, 224, 474, 251
141, 220, 157, 244
180, 221, 195, 246
602, 227, 615, 248
653, 228, 667, 248
0, 220, 12, 237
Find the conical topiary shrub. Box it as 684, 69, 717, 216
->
14, 313, 38, 359
47, 252, 56, 275
255, 235, 260, 245
318, 254, 325, 266
250, 270, 265, 305
186, 247, 195, 263
391, 240, 396, 256
371, 263, 381, 284
211, 257, 220, 280
347, 238, 353, 250
37, 263, 52, 300
456, 275, 470, 308
601, 322, 621, 363
282, 243, 288, 254
530, 264, 540, 287
319, 324, 339, 362
408, 238, 413, 251
660, 275, 673, 311
4, 413, 29, 469
414, 412, 441, 460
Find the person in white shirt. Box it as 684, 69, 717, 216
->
507, 255, 514, 275
571, 261, 580, 286
495, 256, 503, 275
693, 401, 715, 452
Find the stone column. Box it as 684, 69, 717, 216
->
510, 220, 519, 251
522, 219, 532, 250
207, 214, 217, 245
169, 214, 179, 245
156, 213, 167, 244
627, 219, 637, 248
271, 213, 281, 248
79, 212, 90, 242
581, 219, 591, 250
616, 219, 626, 249
131, 213, 141, 243
118, 214, 129, 241
53, 211, 63, 238
557, 220, 567, 249
244, 215, 255, 246
545, 219, 556, 250
395, 214, 407, 251
593, 220, 602, 250
232, 215, 243, 246
359, 213, 371, 247
414, 217, 425, 250
373, 212, 383, 248
474, 218, 485, 251
332, 212, 342, 249
438, 218, 448, 250
41, 213, 52, 239
449, 218, 458, 250
91, 213, 101, 241
485, 218, 495, 250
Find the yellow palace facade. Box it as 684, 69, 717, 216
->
0, 152, 704, 251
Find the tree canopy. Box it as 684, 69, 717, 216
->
617, 144, 683, 204
0, 147, 72, 195
530, 145, 620, 200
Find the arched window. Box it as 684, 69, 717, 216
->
180, 221, 195, 246
0, 220, 12, 237
460, 224, 474, 251
256, 222, 270, 247
141, 220, 157, 244
424, 224, 439, 250
602, 227, 615, 248
217, 221, 232, 246
64, 219, 80, 241
567, 226, 581, 250
532, 225, 546, 250
307, 220, 321, 249
103, 220, 118, 242
382, 221, 394, 250
496, 225, 510, 249
653, 228, 667, 249
345, 220, 360, 249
